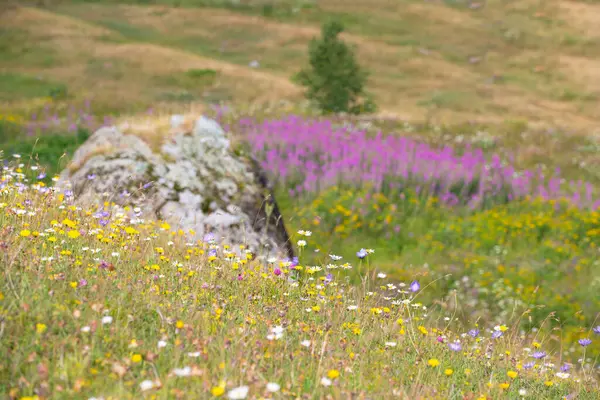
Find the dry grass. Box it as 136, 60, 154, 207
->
559, 0, 600, 37
1, 1, 600, 131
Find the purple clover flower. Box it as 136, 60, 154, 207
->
273, 268, 282, 276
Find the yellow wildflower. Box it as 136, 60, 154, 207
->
427, 358, 440, 367
327, 369, 340, 379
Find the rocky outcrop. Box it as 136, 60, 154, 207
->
58, 115, 294, 260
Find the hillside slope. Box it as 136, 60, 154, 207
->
1, 0, 600, 130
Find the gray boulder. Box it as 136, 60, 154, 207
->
58, 115, 294, 260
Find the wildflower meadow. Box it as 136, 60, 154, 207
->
0, 100, 599, 399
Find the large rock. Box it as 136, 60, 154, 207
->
58, 115, 295, 260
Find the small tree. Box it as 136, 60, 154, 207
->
296, 20, 376, 115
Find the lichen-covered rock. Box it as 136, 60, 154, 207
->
58, 115, 294, 260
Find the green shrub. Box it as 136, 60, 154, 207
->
295, 20, 377, 115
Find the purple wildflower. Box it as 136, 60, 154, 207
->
409, 281, 420, 292
356, 248, 367, 259
273, 268, 282, 276
79, 279, 88, 287
95, 211, 110, 218
523, 361, 536, 370
448, 342, 462, 352
99, 219, 109, 226
37, 172, 46, 180
204, 233, 215, 243
532, 351, 546, 359
87, 174, 96, 180
560, 363, 571, 372
491, 331, 503, 339
578, 338, 592, 347
468, 329, 480, 338
593, 326, 600, 335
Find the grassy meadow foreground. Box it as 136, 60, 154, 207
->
0, 161, 599, 400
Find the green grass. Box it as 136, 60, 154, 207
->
0, 27, 57, 68
0, 73, 68, 102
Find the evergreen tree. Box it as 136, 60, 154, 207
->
296, 20, 376, 115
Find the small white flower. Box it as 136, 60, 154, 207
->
187, 351, 201, 357
297, 240, 306, 247
266, 382, 280, 393
139, 380, 154, 391
101, 316, 113, 325
385, 341, 397, 347
347, 305, 358, 310
111, 252, 120, 258
81, 326, 91, 333
377, 273, 387, 278
518, 388, 527, 396
173, 366, 191, 377
320, 377, 332, 386
267, 325, 284, 340
227, 385, 249, 399
301, 340, 311, 347
158, 340, 167, 349
556, 372, 570, 379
